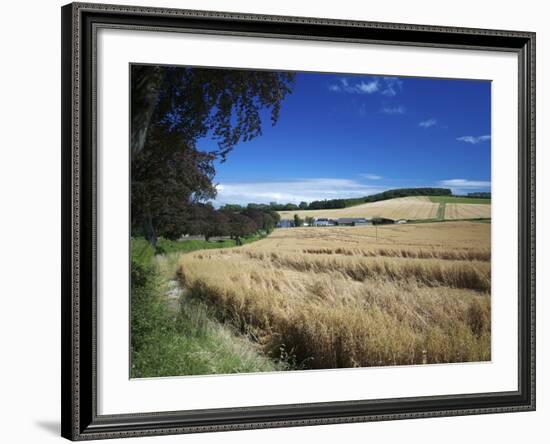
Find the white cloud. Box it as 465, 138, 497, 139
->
382, 105, 406, 114
437, 179, 491, 194
328, 77, 379, 95
419, 118, 437, 128
456, 135, 491, 144
380, 77, 403, 97
328, 76, 403, 97
356, 80, 379, 94
360, 174, 383, 180
214, 178, 384, 206
439, 179, 491, 188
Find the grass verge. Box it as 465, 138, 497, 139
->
130, 237, 284, 378
436, 202, 446, 220
156, 233, 265, 255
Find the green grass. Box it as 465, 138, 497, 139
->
436, 202, 446, 220
428, 196, 491, 204
132, 289, 284, 377
156, 233, 265, 255
156, 238, 236, 254
130, 235, 283, 378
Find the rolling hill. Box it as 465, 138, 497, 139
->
278, 196, 491, 221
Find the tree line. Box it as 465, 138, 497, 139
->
231, 188, 453, 213
466, 192, 491, 198
181, 205, 280, 244
362, 187, 451, 203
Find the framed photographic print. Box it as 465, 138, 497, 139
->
61, 2, 536, 440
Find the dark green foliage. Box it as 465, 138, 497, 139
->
238, 202, 300, 212
184, 204, 229, 241
213, 207, 280, 239
131, 65, 295, 159
242, 207, 279, 232
467, 192, 491, 199
371, 217, 396, 225
218, 203, 245, 212
131, 65, 295, 245
308, 198, 347, 210
155, 234, 265, 256
131, 129, 217, 244
360, 188, 451, 205
293, 214, 304, 227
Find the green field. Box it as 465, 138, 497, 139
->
155, 234, 265, 255
428, 196, 491, 205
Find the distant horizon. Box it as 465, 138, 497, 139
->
209, 186, 491, 209
195, 69, 491, 207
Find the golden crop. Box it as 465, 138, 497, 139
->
445, 203, 491, 219
177, 222, 491, 369
278, 196, 439, 220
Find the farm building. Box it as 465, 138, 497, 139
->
396, 219, 407, 224
277, 219, 294, 228
336, 217, 372, 226
313, 218, 336, 227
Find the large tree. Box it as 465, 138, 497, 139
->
131, 128, 216, 245
186, 204, 230, 242
131, 65, 294, 159
224, 212, 257, 246
131, 65, 295, 244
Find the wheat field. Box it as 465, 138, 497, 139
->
278, 196, 439, 220
177, 222, 491, 369
277, 196, 491, 221
445, 203, 491, 220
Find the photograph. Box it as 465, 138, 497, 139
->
130, 64, 492, 378
56, 1, 537, 440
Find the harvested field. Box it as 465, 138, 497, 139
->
177, 222, 491, 369
445, 204, 491, 220
278, 196, 439, 220
428, 196, 491, 205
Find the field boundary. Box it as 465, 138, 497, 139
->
428, 195, 491, 205
436, 202, 446, 220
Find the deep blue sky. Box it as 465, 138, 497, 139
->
197, 71, 491, 206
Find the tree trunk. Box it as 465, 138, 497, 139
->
142, 213, 157, 248
131, 66, 163, 158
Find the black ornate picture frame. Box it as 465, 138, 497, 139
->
61, 2, 535, 440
